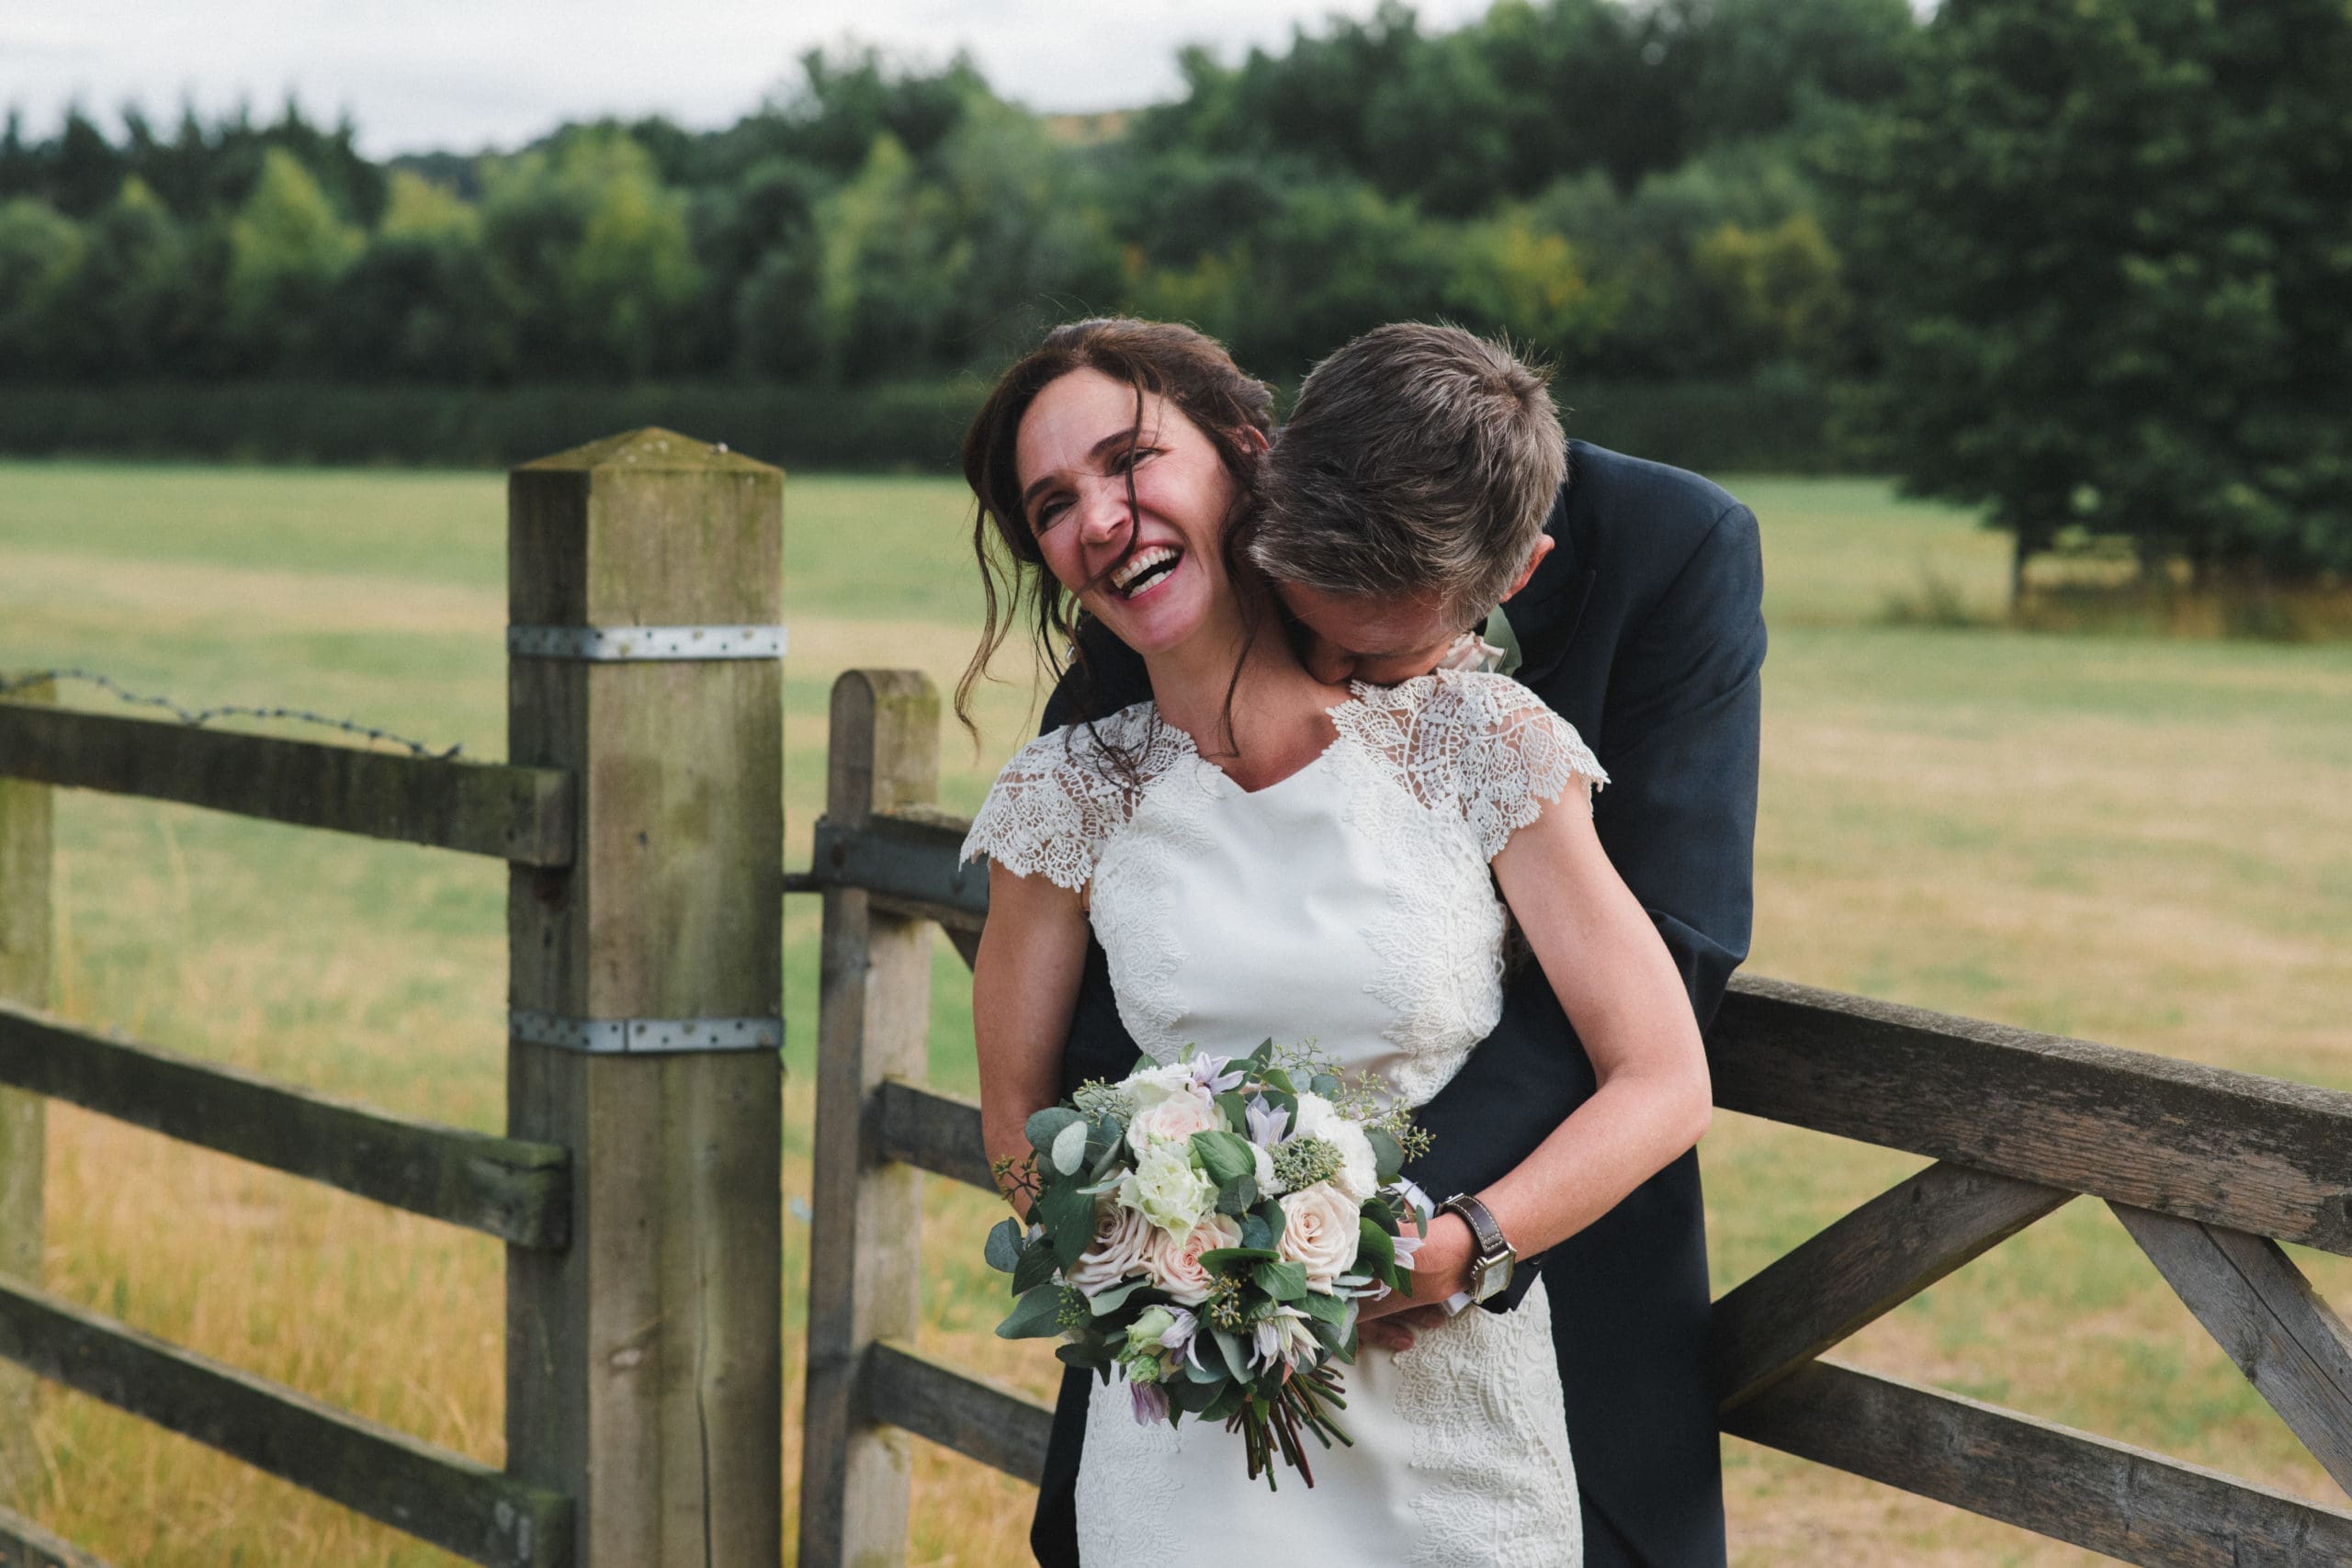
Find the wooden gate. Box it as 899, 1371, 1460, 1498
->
796, 665, 2352, 1568
0, 428, 784, 1568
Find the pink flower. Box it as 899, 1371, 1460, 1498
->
1126, 1087, 1223, 1156
1144, 1212, 1242, 1305
1065, 1198, 1153, 1297
1276, 1180, 1362, 1292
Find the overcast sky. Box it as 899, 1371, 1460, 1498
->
5, 0, 1503, 155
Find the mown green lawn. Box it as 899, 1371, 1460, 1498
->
1, 459, 2347, 1565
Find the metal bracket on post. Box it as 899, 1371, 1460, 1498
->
508, 1010, 783, 1055
507, 626, 786, 662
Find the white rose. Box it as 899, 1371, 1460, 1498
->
1290, 1092, 1340, 1140
1126, 1089, 1222, 1157
1121, 1144, 1217, 1241
1065, 1197, 1154, 1296
1121, 1059, 1197, 1111
1144, 1212, 1241, 1304
1328, 1121, 1379, 1202
1276, 1180, 1363, 1292
1250, 1140, 1279, 1196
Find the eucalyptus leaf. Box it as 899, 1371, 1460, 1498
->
1239, 1212, 1275, 1252
1216, 1174, 1257, 1215
996, 1285, 1067, 1340
1039, 1179, 1098, 1269
1251, 1258, 1309, 1302
1196, 1246, 1278, 1271
1212, 1329, 1253, 1383
1012, 1236, 1059, 1294
984, 1217, 1023, 1273
1051, 1116, 1091, 1176
1301, 1289, 1351, 1326
1024, 1106, 1083, 1154
1366, 1127, 1405, 1185
1087, 1279, 1144, 1315
1202, 1382, 1246, 1423
1190, 1129, 1257, 1187
1309, 1073, 1342, 1099
1056, 1342, 1109, 1371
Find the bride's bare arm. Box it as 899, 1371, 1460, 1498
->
972, 860, 1091, 1216
1372, 788, 1713, 1311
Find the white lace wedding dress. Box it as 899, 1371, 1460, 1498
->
964, 668, 1604, 1568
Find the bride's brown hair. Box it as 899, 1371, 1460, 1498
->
957, 318, 1277, 745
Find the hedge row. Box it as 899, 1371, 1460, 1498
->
0, 372, 1861, 474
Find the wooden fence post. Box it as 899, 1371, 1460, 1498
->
799, 670, 939, 1568
503, 431, 785, 1566
0, 676, 52, 1511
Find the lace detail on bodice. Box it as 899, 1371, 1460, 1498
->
961, 672, 1604, 1102
1394, 1276, 1582, 1567
958, 704, 1186, 891
1331, 671, 1607, 859
1327, 671, 1604, 1104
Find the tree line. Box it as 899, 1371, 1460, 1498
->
0, 0, 1900, 389
1, 0, 2345, 581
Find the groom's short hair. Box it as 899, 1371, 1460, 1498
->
1253, 323, 1565, 628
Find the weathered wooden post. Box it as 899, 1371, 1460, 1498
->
0, 676, 51, 1511
800, 670, 939, 1568
503, 431, 785, 1565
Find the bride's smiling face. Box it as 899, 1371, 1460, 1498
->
1014, 367, 1253, 657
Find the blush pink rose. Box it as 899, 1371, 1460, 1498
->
1126, 1088, 1223, 1156
1276, 1180, 1362, 1292
1065, 1198, 1154, 1297
1144, 1213, 1242, 1305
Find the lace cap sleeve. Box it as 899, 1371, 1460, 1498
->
958, 723, 1142, 891
1433, 671, 1609, 860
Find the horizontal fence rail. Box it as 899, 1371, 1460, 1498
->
0, 700, 575, 865
1724, 1360, 2352, 1566
871, 1080, 990, 1192
0, 1002, 569, 1248
865, 1341, 1054, 1487
0, 1502, 115, 1568
805, 808, 984, 931
790, 698, 2352, 1568
0, 1277, 570, 1568
1709, 976, 2352, 1254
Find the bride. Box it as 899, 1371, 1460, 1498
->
957, 318, 1710, 1566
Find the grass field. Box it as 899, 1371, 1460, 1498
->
1, 457, 2348, 1565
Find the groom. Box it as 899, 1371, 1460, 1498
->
1034, 323, 1765, 1568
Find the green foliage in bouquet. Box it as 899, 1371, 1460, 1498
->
985, 1040, 1429, 1488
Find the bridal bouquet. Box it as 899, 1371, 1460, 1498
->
986, 1041, 1431, 1488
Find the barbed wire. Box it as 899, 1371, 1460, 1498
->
0, 667, 466, 760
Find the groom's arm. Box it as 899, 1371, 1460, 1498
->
1402, 496, 1763, 1313
1595, 499, 1766, 1032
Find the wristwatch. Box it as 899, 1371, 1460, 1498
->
1439, 1193, 1516, 1303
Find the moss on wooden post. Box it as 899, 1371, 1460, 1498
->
0, 674, 51, 1511
799, 669, 940, 1568
503, 431, 785, 1565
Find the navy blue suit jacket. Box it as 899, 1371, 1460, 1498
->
1026, 440, 1764, 1567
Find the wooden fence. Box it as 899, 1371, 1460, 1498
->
795, 665, 2352, 1568
6, 441, 2348, 1565
0, 428, 784, 1568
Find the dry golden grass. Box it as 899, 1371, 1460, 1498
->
0, 464, 2347, 1565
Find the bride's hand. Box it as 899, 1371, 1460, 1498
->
1352, 1210, 1475, 1350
